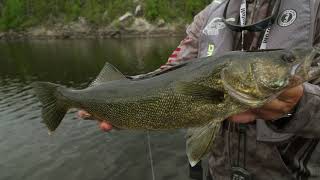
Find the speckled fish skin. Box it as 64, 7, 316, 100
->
57, 59, 231, 130
31, 48, 319, 133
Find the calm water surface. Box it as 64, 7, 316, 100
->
0, 38, 196, 180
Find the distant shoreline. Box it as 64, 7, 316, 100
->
0, 30, 185, 40
0, 18, 186, 40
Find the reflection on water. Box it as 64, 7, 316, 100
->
0, 38, 194, 180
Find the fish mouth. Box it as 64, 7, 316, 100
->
308, 48, 320, 80
292, 48, 320, 84
291, 64, 300, 76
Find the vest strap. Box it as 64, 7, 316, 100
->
223, 0, 281, 32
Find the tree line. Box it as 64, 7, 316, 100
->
0, 0, 212, 30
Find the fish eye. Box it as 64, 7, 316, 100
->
281, 54, 295, 63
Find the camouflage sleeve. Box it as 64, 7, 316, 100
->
267, 83, 320, 138
130, 3, 213, 79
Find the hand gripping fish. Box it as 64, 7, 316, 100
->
31, 48, 320, 166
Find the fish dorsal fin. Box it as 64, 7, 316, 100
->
186, 121, 221, 167
175, 82, 224, 102
90, 62, 126, 86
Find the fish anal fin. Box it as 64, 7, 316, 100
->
176, 82, 224, 102
186, 122, 221, 167
90, 62, 126, 87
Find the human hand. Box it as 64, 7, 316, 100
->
229, 85, 304, 123
77, 110, 113, 132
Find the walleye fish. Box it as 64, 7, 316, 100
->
31, 48, 320, 166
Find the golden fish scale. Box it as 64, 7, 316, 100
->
83, 75, 248, 130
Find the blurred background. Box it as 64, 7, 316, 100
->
0, 0, 212, 39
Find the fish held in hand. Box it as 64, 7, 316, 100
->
31, 48, 320, 166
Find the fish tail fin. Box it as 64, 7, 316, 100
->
31, 82, 69, 134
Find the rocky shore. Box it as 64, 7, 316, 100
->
0, 8, 186, 40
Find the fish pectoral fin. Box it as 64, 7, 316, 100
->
176, 82, 224, 102
90, 62, 127, 87
186, 121, 221, 167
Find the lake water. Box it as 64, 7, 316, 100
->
0, 38, 198, 180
